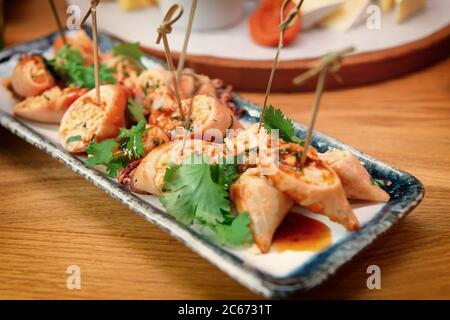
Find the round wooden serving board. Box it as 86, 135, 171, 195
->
142, 24, 450, 92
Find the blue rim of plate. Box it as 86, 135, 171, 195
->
0, 29, 425, 298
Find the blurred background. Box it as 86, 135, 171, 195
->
1, 0, 448, 91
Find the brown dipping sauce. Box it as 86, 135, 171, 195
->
273, 212, 332, 252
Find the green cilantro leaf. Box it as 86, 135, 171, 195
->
85, 139, 117, 168
160, 159, 252, 247
210, 162, 240, 191
112, 42, 143, 61
84, 121, 147, 177
263, 105, 303, 144
47, 45, 116, 89
106, 157, 128, 177
214, 213, 253, 247
196, 213, 253, 247
161, 160, 230, 225
126, 98, 146, 123
52, 44, 84, 66
119, 120, 146, 160
67, 64, 116, 89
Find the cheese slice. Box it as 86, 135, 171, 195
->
319, 0, 371, 32
395, 0, 426, 23
380, 0, 395, 12
299, 0, 346, 30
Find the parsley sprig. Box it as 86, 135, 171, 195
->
47, 45, 116, 89
263, 105, 303, 144
160, 158, 252, 247
85, 120, 147, 177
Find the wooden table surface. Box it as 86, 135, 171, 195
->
1, 0, 449, 300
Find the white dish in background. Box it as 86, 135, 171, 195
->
159, 0, 246, 31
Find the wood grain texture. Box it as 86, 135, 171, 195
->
1, 0, 450, 300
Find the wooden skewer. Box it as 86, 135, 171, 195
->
80, 0, 100, 27
259, 0, 304, 130
293, 47, 355, 85
80, 8, 92, 27
299, 66, 328, 165
49, 0, 66, 44
157, 5, 190, 154
157, 4, 185, 127
294, 47, 355, 166
81, 0, 101, 104
177, 0, 197, 81
177, 0, 197, 155
91, 3, 101, 105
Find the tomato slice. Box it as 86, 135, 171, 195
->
248, 0, 302, 47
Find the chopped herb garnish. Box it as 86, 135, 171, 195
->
126, 98, 146, 123
371, 177, 385, 188
143, 81, 150, 95
153, 138, 161, 146
263, 105, 303, 144
66, 135, 82, 143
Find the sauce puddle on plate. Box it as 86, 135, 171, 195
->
273, 212, 331, 252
